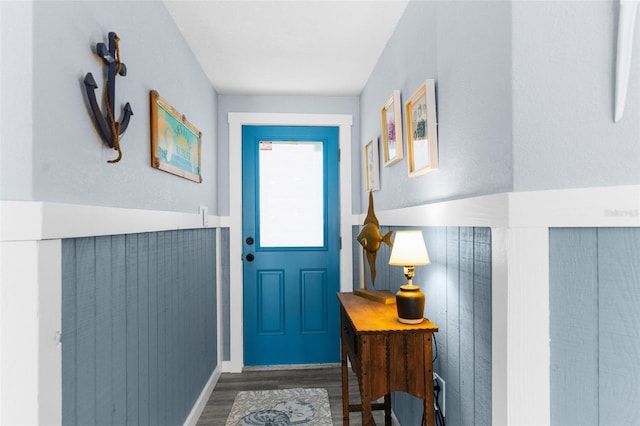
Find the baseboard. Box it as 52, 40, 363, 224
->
242, 363, 340, 372
183, 365, 222, 426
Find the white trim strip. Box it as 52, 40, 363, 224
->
354, 185, 640, 228
490, 228, 508, 426
228, 112, 352, 126
500, 227, 551, 425
0, 201, 221, 242
370, 193, 509, 227
38, 239, 62, 425
338, 124, 354, 293
4, 185, 635, 243
508, 184, 640, 227
227, 113, 244, 373
0, 240, 62, 425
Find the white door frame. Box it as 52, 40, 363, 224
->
225, 113, 353, 373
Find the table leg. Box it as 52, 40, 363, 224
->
360, 336, 375, 426
361, 397, 375, 426
341, 319, 350, 425
424, 333, 435, 426
384, 394, 392, 426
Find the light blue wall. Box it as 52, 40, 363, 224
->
62, 229, 217, 426
549, 227, 640, 425
1, 0, 218, 214
512, 2, 640, 191
0, 1, 34, 199
360, 1, 513, 211
216, 95, 361, 215
360, 0, 640, 211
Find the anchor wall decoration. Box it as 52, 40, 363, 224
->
84, 31, 133, 163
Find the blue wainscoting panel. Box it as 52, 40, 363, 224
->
352, 226, 492, 426
459, 227, 475, 425
549, 228, 599, 425
444, 227, 462, 426
221, 228, 231, 361
62, 229, 217, 426
598, 228, 640, 424
473, 228, 492, 423
550, 227, 640, 425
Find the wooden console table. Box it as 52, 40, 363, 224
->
337, 292, 439, 426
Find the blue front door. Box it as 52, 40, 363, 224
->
242, 125, 340, 366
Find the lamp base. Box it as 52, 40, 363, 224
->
398, 317, 424, 325
395, 284, 425, 323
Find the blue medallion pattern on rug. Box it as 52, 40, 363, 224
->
225, 388, 332, 426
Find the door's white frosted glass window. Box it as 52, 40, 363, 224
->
258, 141, 324, 247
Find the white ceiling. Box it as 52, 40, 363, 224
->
164, 0, 409, 96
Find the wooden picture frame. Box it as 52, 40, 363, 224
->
364, 138, 380, 191
381, 90, 403, 166
406, 79, 438, 177
150, 90, 202, 183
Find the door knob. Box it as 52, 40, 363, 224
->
246, 253, 255, 262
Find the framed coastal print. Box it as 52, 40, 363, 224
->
406, 79, 438, 177
150, 90, 202, 183
381, 90, 403, 166
364, 138, 380, 191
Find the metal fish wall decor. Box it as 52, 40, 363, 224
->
357, 191, 393, 287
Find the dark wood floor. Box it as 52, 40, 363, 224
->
196, 365, 387, 425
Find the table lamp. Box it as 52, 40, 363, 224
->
388, 230, 430, 324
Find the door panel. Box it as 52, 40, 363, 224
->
257, 270, 285, 334
242, 125, 340, 366
300, 269, 327, 333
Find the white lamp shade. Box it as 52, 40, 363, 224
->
389, 230, 430, 266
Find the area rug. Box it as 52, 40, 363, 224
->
225, 387, 332, 425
